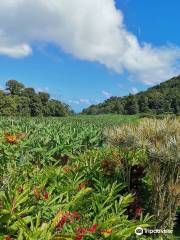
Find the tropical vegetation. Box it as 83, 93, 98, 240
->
82, 75, 180, 115
0, 116, 179, 239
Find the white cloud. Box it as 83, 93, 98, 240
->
0, 43, 32, 58
68, 100, 80, 105
68, 98, 90, 105
79, 98, 90, 104
0, 0, 180, 84
102, 90, 111, 98
131, 87, 138, 95
35, 86, 49, 93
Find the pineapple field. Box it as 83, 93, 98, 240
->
0, 116, 179, 240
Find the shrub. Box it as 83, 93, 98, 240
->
105, 118, 180, 229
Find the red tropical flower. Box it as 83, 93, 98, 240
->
78, 180, 91, 191
135, 207, 142, 218
75, 235, 83, 240
78, 183, 86, 191
18, 186, 24, 193
5, 237, 14, 240
44, 192, 49, 200
56, 211, 81, 229
72, 211, 81, 220
76, 224, 97, 240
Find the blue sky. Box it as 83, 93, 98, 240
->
0, 0, 180, 112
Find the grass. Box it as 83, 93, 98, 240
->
62, 114, 139, 127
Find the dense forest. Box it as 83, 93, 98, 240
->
1, 76, 180, 117
0, 80, 72, 116
82, 75, 180, 115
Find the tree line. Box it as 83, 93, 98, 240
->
0, 80, 72, 116
82, 75, 180, 115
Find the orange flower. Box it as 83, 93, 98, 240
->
4, 132, 26, 144
4, 133, 17, 144
33, 187, 40, 200
101, 229, 112, 237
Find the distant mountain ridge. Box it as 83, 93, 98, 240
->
82, 75, 180, 115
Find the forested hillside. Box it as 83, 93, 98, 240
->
82, 75, 180, 115
0, 80, 72, 116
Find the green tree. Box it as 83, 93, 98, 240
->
148, 92, 165, 114
82, 75, 180, 115
15, 96, 31, 116
38, 92, 50, 104
29, 95, 43, 116
0, 95, 17, 116
47, 100, 68, 117
0, 80, 72, 117
171, 97, 180, 114
22, 88, 36, 98
124, 96, 139, 115
6, 80, 24, 95
138, 95, 149, 113
113, 101, 124, 114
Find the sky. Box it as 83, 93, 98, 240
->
0, 0, 180, 112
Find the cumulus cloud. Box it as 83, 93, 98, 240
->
0, 0, 180, 84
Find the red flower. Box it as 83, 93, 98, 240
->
58, 214, 68, 228
89, 224, 97, 233
75, 235, 83, 240
135, 207, 142, 218
44, 192, 49, 200
72, 211, 81, 220
76, 224, 97, 240
78, 180, 91, 191
78, 183, 86, 191
5, 237, 14, 240
56, 211, 81, 229
75, 236, 83, 240
18, 186, 24, 193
